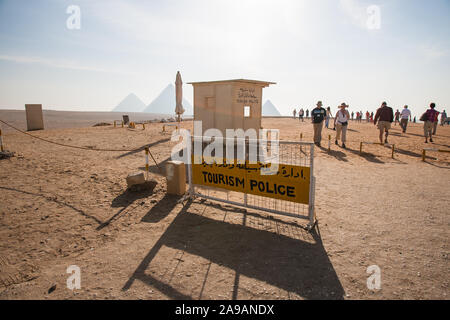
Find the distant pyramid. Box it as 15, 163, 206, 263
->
262, 100, 282, 116
143, 84, 193, 115
112, 93, 146, 112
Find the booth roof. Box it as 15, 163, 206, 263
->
187, 79, 276, 87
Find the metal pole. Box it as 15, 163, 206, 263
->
308, 143, 315, 228
187, 137, 194, 198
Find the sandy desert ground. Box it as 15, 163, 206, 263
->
0, 112, 449, 300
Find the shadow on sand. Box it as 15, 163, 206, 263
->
96, 186, 157, 230
122, 198, 345, 300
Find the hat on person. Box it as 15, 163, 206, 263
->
340, 102, 348, 108
317, 101, 323, 106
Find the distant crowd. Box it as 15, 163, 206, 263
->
292, 103, 448, 148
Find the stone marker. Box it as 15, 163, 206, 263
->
126, 172, 145, 188
166, 161, 186, 195
25, 104, 44, 131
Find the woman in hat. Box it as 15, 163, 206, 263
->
334, 103, 350, 149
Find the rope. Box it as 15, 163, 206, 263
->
0, 119, 161, 171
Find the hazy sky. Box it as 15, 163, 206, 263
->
0, 0, 449, 116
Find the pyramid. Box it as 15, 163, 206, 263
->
143, 84, 193, 115
112, 93, 146, 112
262, 100, 282, 116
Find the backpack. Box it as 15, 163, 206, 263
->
420, 112, 428, 122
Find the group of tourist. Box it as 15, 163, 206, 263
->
294, 108, 310, 122
302, 102, 447, 147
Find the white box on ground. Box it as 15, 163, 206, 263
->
126, 172, 146, 188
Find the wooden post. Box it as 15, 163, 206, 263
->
0, 129, 4, 152
360, 142, 363, 155
145, 147, 149, 181
114, 120, 116, 128
121, 121, 124, 128
391, 144, 395, 159
328, 134, 331, 152
422, 149, 426, 162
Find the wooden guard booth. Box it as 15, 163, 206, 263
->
188, 79, 275, 137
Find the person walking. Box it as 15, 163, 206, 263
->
366, 111, 370, 123
400, 105, 411, 133
311, 101, 326, 147
421, 103, 439, 143
432, 108, 440, 135
441, 110, 447, 126
293, 109, 297, 119
299, 108, 304, 122
374, 102, 394, 144
306, 109, 309, 119
325, 107, 332, 129
351, 111, 354, 121
394, 109, 400, 125
334, 103, 350, 149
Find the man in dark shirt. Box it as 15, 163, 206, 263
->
374, 101, 394, 144
311, 101, 327, 146
424, 103, 439, 143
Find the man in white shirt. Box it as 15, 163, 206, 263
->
400, 105, 411, 133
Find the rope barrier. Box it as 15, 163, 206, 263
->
422, 148, 450, 161
0, 119, 161, 171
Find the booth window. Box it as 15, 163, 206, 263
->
244, 106, 251, 118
